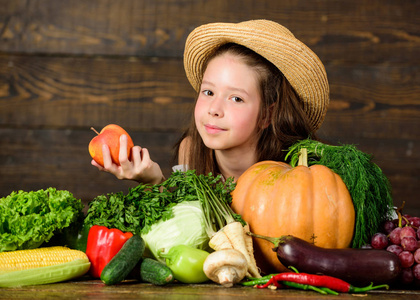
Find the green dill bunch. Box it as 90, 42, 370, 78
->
286, 139, 394, 248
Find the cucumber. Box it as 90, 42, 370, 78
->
100, 234, 145, 285
139, 258, 174, 285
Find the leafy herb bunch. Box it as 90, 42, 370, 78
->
83, 170, 236, 235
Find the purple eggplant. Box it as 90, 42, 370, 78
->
249, 233, 401, 285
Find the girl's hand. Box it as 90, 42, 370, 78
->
91, 134, 164, 185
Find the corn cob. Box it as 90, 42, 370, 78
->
0, 246, 90, 287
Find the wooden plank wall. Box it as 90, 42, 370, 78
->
1, 0, 419, 215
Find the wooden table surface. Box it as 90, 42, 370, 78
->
1, 278, 419, 300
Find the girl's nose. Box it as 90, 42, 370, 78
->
208, 97, 224, 117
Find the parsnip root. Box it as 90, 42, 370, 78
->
243, 223, 259, 276
209, 231, 232, 251
209, 221, 261, 278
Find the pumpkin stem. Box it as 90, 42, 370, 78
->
297, 148, 308, 167
246, 232, 282, 247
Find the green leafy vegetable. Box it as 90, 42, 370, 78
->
141, 201, 209, 262
84, 170, 236, 235
285, 139, 394, 248
84, 172, 190, 234
84, 191, 136, 234
0, 188, 84, 252
83, 170, 239, 261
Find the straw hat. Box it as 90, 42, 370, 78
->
183, 19, 329, 131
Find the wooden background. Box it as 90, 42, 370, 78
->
0, 0, 419, 216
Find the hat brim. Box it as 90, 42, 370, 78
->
183, 19, 329, 131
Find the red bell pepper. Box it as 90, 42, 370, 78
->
85, 225, 133, 278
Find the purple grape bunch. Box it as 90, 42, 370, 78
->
369, 213, 420, 285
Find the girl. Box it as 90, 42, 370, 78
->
91, 20, 329, 183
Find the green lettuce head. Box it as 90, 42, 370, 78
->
0, 188, 84, 252
141, 201, 209, 263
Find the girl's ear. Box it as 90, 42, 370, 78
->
262, 104, 274, 129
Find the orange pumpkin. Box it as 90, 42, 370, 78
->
231, 156, 355, 273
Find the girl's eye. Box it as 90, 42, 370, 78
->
231, 96, 243, 103
203, 90, 213, 96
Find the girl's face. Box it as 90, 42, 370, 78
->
194, 53, 262, 153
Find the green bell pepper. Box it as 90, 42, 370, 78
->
159, 245, 209, 283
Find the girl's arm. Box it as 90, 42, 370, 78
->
91, 134, 165, 185
177, 136, 192, 165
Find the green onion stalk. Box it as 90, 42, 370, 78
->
189, 172, 243, 238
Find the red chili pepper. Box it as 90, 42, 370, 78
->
85, 225, 133, 278
256, 272, 388, 293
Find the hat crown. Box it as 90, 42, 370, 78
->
238, 19, 296, 39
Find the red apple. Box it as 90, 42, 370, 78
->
89, 124, 134, 167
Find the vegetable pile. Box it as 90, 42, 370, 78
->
1, 139, 412, 292
81, 170, 262, 286
0, 188, 84, 252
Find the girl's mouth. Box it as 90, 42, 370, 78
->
204, 124, 225, 134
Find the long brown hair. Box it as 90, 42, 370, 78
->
174, 43, 317, 175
